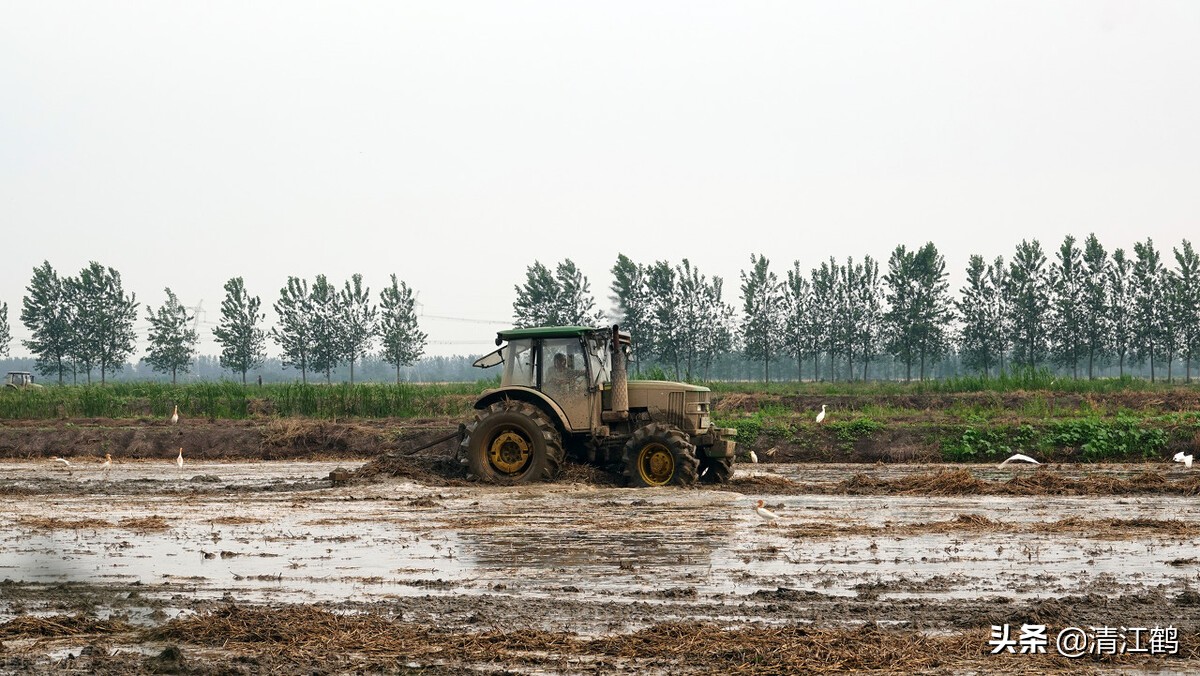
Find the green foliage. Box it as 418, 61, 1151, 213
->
340, 273, 378, 384
829, 417, 884, 442
307, 274, 342, 382
20, 261, 75, 383
145, 288, 198, 384
639, 366, 671, 381
0, 301, 9, 358
1044, 417, 1167, 460
943, 417, 1169, 462
883, 242, 952, 380
378, 274, 427, 383
66, 261, 139, 384
512, 259, 604, 328
739, 253, 785, 383
214, 277, 267, 384
726, 417, 761, 445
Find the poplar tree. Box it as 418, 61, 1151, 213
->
697, 275, 735, 380
1106, 248, 1136, 377
378, 274, 427, 384
65, 262, 139, 385
513, 259, 604, 328
784, 261, 815, 381
271, 277, 313, 383
21, 261, 76, 383
609, 254, 652, 370
308, 274, 342, 383
854, 255, 883, 381
145, 287, 198, 384
1171, 240, 1200, 382
1006, 240, 1051, 369
1080, 234, 1110, 379
1049, 235, 1085, 378
810, 258, 840, 380
884, 244, 950, 381
1132, 238, 1164, 382
340, 273, 377, 385
553, 259, 605, 327
646, 261, 683, 377
0, 302, 9, 359
213, 277, 266, 384
740, 254, 784, 383
956, 255, 1002, 376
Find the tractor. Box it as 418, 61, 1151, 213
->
4, 371, 43, 389
462, 325, 737, 487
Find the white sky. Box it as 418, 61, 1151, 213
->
2, 1, 1198, 359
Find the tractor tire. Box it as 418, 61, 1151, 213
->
461, 400, 564, 484
622, 423, 699, 488
698, 456, 734, 484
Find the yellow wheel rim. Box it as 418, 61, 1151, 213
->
637, 442, 675, 486
488, 428, 531, 475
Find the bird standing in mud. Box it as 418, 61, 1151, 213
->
170, 405, 179, 425
815, 404, 827, 424
52, 457, 72, 474
102, 453, 112, 479
1175, 452, 1194, 469
176, 448, 184, 470
754, 499, 779, 524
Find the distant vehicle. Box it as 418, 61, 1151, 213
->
4, 371, 44, 389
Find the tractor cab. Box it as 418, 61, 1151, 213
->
473, 326, 623, 432
4, 371, 43, 389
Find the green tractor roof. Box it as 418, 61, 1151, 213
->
495, 326, 599, 342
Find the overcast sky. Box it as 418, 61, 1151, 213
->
2, 1, 1198, 360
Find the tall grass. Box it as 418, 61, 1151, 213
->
704, 368, 1187, 396
0, 381, 489, 420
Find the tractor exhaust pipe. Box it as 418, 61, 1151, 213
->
610, 325, 629, 420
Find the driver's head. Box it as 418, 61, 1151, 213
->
554, 353, 567, 370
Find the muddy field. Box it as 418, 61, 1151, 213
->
2, 446, 1199, 675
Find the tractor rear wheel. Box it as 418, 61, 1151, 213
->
461, 401, 564, 484
698, 456, 734, 484
622, 423, 699, 488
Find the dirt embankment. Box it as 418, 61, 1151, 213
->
0, 417, 459, 461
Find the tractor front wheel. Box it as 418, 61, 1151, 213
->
623, 423, 699, 488
461, 401, 564, 484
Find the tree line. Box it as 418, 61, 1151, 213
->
517, 234, 1200, 383
7, 262, 427, 385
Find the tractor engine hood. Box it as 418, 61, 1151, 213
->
625, 380, 710, 409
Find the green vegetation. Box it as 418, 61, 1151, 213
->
0, 381, 487, 421
703, 369, 1173, 395
941, 417, 1177, 462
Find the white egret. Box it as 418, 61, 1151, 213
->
815, 405, 827, 424
754, 499, 779, 523
747, 450, 758, 463
101, 453, 112, 479
176, 448, 185, 469
1174, 452, 1194, 469
170, 405, 179, 425
997, 453, 1040, 468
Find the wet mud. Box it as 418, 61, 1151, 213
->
2, 455, 1200, 673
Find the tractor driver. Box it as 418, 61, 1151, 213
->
547, 352, 581, 393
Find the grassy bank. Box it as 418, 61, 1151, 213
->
714, 394, 1200, 463
0, 382, 488, 421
